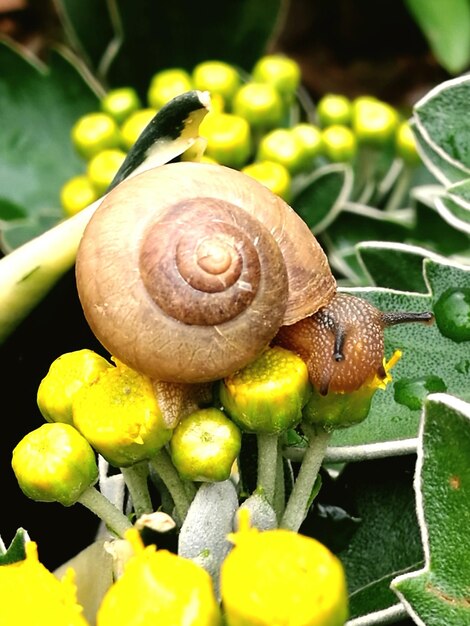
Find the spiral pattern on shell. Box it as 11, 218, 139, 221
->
75, 161, 336, 383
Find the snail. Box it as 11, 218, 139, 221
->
75, 160, 433, 403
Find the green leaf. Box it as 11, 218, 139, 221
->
356, 241, 446, 293
391, 394, 470, 625
56, 0, 286, 97
404, 0, 470, 74
319, 456, 424, 621
0, 40, 100, 242
435, 193, 470, 235
291, 163, 353, 233
329, 256, 470, 457
0, 528, 29, 565
413, 75, 470, 176
411, 119, 470, 186
320, 202, 414, 285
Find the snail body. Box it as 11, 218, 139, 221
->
75, 161, 336, 383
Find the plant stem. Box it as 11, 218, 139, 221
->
149, 447, 192, 523
280, 425, 331, 532
272, 443, 286, 522
77, 486, 133, 537
256, 432, 279, 504
120, 462, 153, 518
383, 165, 413, 212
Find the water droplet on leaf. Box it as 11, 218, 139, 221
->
394, 375, 447, 410
434, 288, 470, 342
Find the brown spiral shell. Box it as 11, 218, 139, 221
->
75, 161, 336, 383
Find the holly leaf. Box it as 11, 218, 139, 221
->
0, 528, 29, 565
391, 394, 470, 625
328, 256, 470, 458
0, 40, 100, 245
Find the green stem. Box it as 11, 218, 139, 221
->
120, 462, 153, 518
0, 200, 100, 343
272, 443, 286, 522
280, 425, 331, 532
77, 486, 133, 537
149, 447, 192, 523
256, 432, 279, 505
383, 165, 413, 212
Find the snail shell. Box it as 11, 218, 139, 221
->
75, 161, 336, 383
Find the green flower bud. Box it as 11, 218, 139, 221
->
251, 54, 301, 101
86, 148, 127, 195
192, 60, 241, 107
256, 128, 305, 174
395, 119, 421, 166
291, 123, 323, 170
120, 108, 157, 150
170, 407, 241, 482
219, 346, 312, 434
37, 349, 112, 425
73, 359, 173, 467
321, 125, 357, 162
200, 112, 251, 168
316, 93, 352, 127
233, 82, 284, 130
12, 423, 98, 506
241, 160, 291, 201
60, 175, 99, 217
71, 112, 121, 160
352, 96, 399, 146
147, 68, 193, 110
101, 87, 141, 125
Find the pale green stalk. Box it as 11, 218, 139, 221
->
280, 424, 331, 532
256, 432, 279, 505
120, 462, 153, 518
78, 485, 133, 537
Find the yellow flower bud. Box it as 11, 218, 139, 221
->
170, 407, 241, 482
71, 112, 121, 160
220, 525, 348, 626
147, 68, 193, 110
0, 541, 88, 625
72, 359, 172, 467
241, 160, 291, 201
256, 128, 305, 174
101, 86, 141, 125
86, 148, 127, 195
220, 346, 312, 434
12, 423, 98, 506
37, 349, 112, 425
120, 108, 157, 150
97, 528, 221, 626
252, 54, 301, 101
193, 60, 241, 107
200, 112, 251, 168
60, 175, 99, 217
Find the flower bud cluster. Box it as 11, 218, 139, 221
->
62, 56, 420, 215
